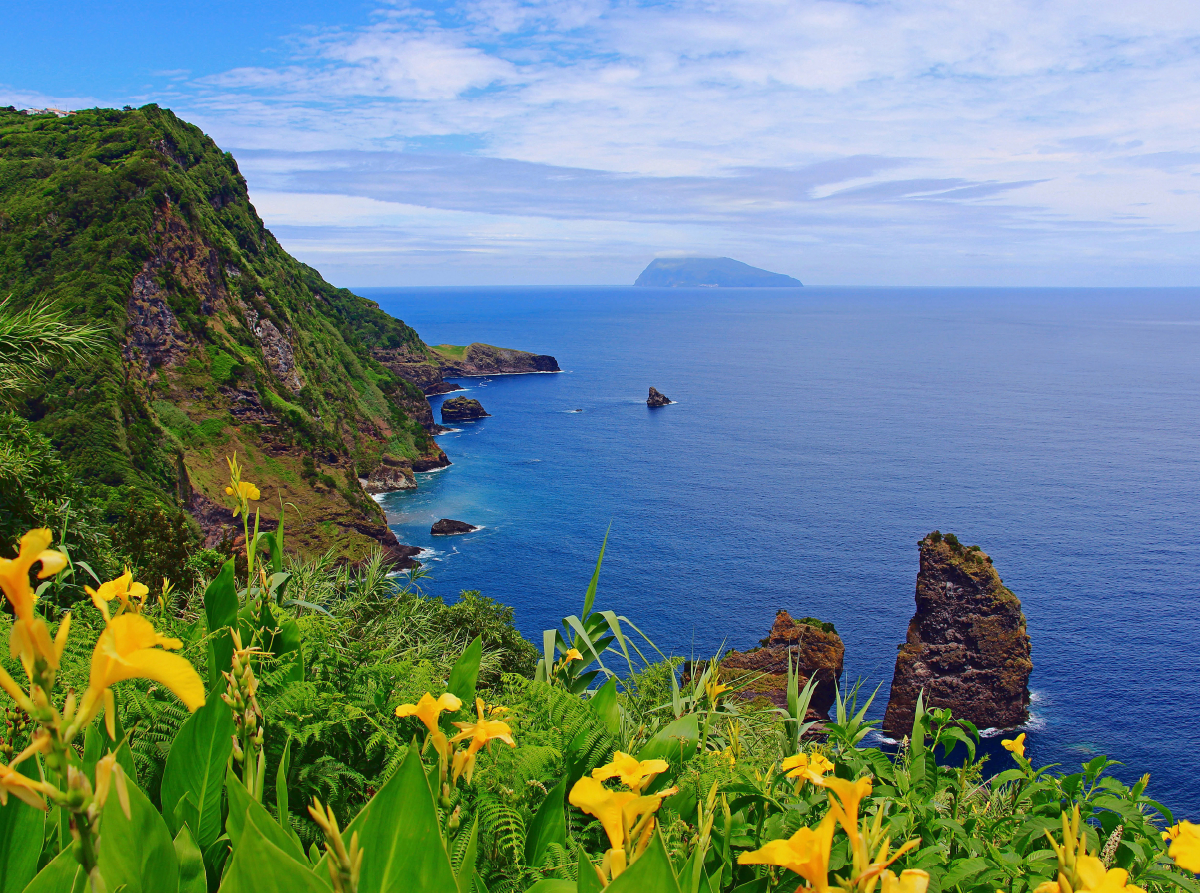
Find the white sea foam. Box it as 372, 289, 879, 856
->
416, 464, 450, 474
436, 428, 463, 435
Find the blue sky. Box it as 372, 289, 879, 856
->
4, 0, 1200, 286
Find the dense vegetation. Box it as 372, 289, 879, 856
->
0, 459, 1197, 893
0, 105, 447, 567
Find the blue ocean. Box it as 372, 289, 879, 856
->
362, 285, 1200, 815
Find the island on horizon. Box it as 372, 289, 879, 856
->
635, 256, 803, 287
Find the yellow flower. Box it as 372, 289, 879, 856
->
882, 869, 930, 893
449, 698, 516, 784
225, 480, 260, 502
782, 751, 835, 787
705, 675, 730, 704
0, 763, 48, 811
563, 648, 584, 662
77, 614, 204, 739
85, 567, 150, 619
568, 775, 676, 880
395, 692, 463, 732
395, 692, 462, 763
1075, 855, 1145, 893
823, 775, 873, 845
739, 811, 836, 893
1167, 821, 1200, 874
592, 751, 670, 795
1002, 733, 1026, 759
0, 529, 68, 672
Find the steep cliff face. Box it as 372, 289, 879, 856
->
0, 105, 452, 562
719, 610, 845, 718
432, 343, 560, 376
883, 533, 1032, 735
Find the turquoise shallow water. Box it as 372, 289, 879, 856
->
361, 285, 1200, 814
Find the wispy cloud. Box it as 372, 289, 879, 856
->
6, 0, 1200, 284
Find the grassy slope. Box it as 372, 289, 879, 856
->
0, 105, 445, 560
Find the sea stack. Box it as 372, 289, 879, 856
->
441, 397, 490, 422
647, 387, 671, 407
718, 610, 845, 718
431, 519, 479, 535
882, 532, 1032, 735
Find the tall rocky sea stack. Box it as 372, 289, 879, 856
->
720, 610, 845, 718
883, 532, 1032, 735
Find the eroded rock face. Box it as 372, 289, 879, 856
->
441, 397, 490, 422
720, 610, 845, 718
361, 456, 417, 495
440, 343, 560, 376
647, 387, 671, 407
882, 533, 1032, 736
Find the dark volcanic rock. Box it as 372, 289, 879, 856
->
361, 456, 416, 494
437, 343, 560, 376
431, 518, 479, 536
647, 387, 671, 407
719, 611, 844, 718
882, 532, 1033, 735
441, 397, 490, 422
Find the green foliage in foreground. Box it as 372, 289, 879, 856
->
0, 522, 1197, 893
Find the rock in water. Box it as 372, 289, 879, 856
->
718, 611, 845, 718
440, 397, 490, 422
647, 387, 671, 407
882, 532, 1032, 735
431, 518, 479, 535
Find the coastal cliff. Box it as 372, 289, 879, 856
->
719, 610, 845, 718
432, 343, 560, 377
0, 105, 549, 564
883, 532, 1032, 735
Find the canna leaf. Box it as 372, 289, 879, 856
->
203, 559, 238, 690
174, 825, 207, 893
454, 818, 479, 893
588, 677, 621, 737
225, 770, 306, 865
21, 848, 83, 893
276, 736, 292, 831
524, 777, 568, 870
448, 636, 483, 706
604, 828, 680, 893
580, 526, 609, 620
0, 758, 44, 893
161, 691, 235, 848
218, 818, 326, 893
95, 775, 179, 893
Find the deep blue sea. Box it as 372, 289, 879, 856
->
361, 285, 1200, 816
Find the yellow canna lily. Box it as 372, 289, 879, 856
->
1075, 855, 1146, 893
0, 529, 68, 672
449, 698, 516, 784
563, 648, 584, 662
395, 692, 463, 733
705, 675, 730, 703
85, 567, 150, 619
568, 775, 676, 880
881, 869, 930, 893
77, 614, 204, 739
739, 811, 836, 893
782, 751, 835, 787
1002, 733, 1026, 759
1167, 821, 1200, 874
823, 775, 873, 845
225, 480, 260, 502
0, 763, 48, 811
592, 751, 670, 795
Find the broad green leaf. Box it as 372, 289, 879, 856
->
225, 771, 306, 865
174, 825, 207, 893
0, 759, 43, 893
576, 854, 604, 893
21, 847, 83, 893
204, 559, 238, 690
355, 746, 457, 893
162, 692, 234, 847
637, 713, 700, 782
588, 678, 620, 736
938, 856, 990, 889
581, 527, 609, 619
276, 736, 292, 831
605, 829, 680, 893
523, 882, 573, 893
454, 819, 478, 893
218, 818, 327, 893
95, 776, 178, 893
448, 636, 483, 707
524, 778, 567, 870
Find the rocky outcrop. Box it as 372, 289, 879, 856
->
647, 387, 671, 407
441, 397, 490, 422
718, 611, 844, 718
882, 532, 1032, 735
435, 343, 560, 376
361, 456, 417, 495
431, 518, 478, 535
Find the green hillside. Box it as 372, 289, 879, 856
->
0, 104, 447, 564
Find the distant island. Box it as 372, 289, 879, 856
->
635, 257, 803, 287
